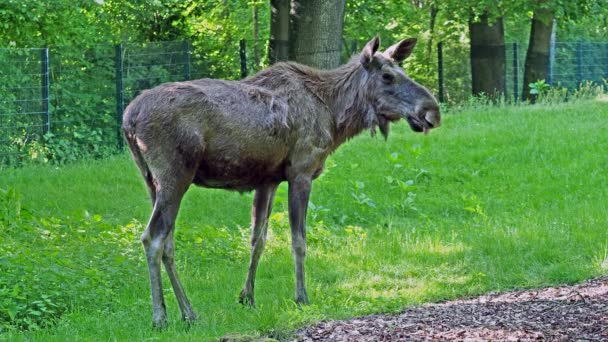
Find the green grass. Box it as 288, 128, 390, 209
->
1, 99, 608, 340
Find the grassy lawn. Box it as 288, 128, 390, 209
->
1, 100, 607, 340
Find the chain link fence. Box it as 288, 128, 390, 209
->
0, 38, 359, 167
0, 48, 48, 164
1, 41, 202, 167
438, 41, 608, 103
550, 42, 608, 89
2, 39, 606, 167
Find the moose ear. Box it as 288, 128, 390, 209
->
360, 36, 380, 67
384, 38, 417, 63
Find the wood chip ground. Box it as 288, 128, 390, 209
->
293, 277, 608, 341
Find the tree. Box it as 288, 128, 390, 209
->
425, 3, 439, 68
522, 8, 554, 101
469, 11, 506, 97
268, 0, 290, 64
251, 1, 263, 68
288, 0, 347, 69
519, 0, 601, 100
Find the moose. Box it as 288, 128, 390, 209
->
122, 36, 440, 327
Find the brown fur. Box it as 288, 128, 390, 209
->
122, 37, 440, 326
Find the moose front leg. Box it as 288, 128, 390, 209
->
288, 175, 312, 305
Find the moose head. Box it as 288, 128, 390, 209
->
359, 36, 441, 137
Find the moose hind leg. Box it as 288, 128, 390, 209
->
163, 230, 197, 322
141, 166, 193, 327
239, 183, 279, 306
141, 202, 170, 328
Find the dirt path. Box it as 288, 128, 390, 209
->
293, 277, 608, 341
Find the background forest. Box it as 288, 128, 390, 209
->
1, 0, 606, 81
1, 0, 607, 166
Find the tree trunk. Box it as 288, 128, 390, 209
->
269, 0, 290, 64
469, 12, 506, 97
288, 0, 346, 69
522, 8, 555, 102
425, 4, 439, 69
253, 4, 260, 68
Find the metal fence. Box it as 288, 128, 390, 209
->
0, 48, 48, 161
0, 38, 359, 167
2, 39, 606, 167
438, 41, 608, 103
1, 41, 203, 167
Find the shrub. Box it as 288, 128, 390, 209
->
0, 188, 142, 331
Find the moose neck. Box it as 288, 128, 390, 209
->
244, 59, 377, 146
307, 60, 376, 145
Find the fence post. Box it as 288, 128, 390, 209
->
547, 19, 556, 86
41, 48, 50, 135
512, 43, 519, 101
437, 42, 444, 103
576, 41, 583, 88
182, 39, 191, 80
239, 39, 247, 79
115, 44, 124, 150
605, 43, 608, 80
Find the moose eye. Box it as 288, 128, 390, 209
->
382, 73, 395, 83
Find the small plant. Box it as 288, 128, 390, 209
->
385, 176, 418, 212
351, 181, 376, 208
462, 193, 486, 218
0, 188, 24, 230
529, 79, 551, 96
536, 83, 569, 104
308, 201, 330, 223
571, 80, 605, 102
593, 242, 608, 271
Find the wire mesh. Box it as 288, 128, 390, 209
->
49, 43, 116, 151
0, 48, 47, 166
121, 41, 191, 104
1, 39, 607, 167
550, 42, 608, 89
440, 40, 608, 103
439, 42, 472, 103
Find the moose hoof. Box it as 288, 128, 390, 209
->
295, 292, 309, 306
239, 290, 255, 307
182, 313, 198, 324
151, 317, 168, 330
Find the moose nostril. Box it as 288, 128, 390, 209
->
416, 99, 441, 128
425, 110, 441, 128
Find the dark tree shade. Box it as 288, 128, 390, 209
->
269, 0, 290, 64
469, 12, 506, 97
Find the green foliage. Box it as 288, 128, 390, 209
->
43, 129, 117, 164
0, 188, 142, 331
569, 81, 606, 101
0, 0, 109, 48
532, 80, 605, 104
